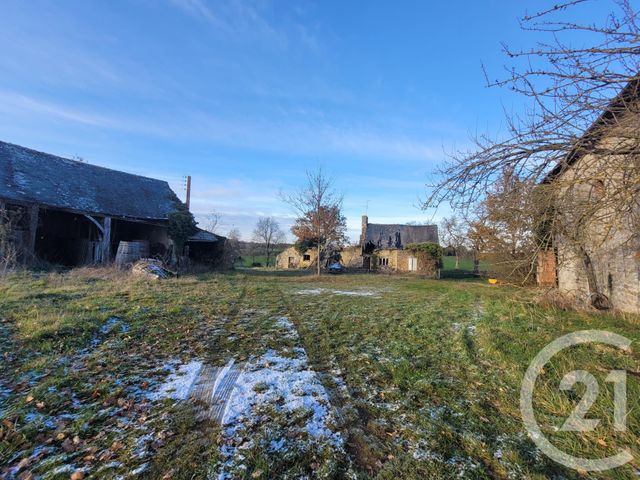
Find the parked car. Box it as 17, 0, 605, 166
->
328, 262, 344, 274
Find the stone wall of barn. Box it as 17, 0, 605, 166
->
552, 126, 640, 313
276, 246, 317, 269
557, 235, 640, 313
370, 248, 438, 277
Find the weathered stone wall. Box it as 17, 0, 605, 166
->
557, 235, 640, 313
369, 248, 438, 277
340, 246, 364, 268
553, 121, 640, 313
397, 249, 439, 277
275, 246, 317, 269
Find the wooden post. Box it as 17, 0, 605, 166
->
102, 217, 112, 264
27, 205, 39, 260
185, 175, 192, 211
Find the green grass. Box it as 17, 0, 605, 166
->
441, 255, 491, 272
237, 254, 279, 267
0, 269, 639, 479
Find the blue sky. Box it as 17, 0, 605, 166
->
0, 0, 613, 241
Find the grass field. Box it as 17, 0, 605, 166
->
237, 255, 280, 268
1, 270, 639, 479
441, 255, 491, 273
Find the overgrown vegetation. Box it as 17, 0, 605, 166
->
167, 196, 198, 253
0, 270, 638, 478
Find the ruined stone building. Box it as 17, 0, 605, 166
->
276, 245, 318, 269
359, 216, 440, 275
0, 141, 222, 267
539, 80, 640, 313
275, 216, 440, 275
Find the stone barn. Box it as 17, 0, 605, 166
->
539, 80, 640, 313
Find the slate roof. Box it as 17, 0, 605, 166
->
543, 78, 640, 183
364, 223, 439, 250
188, 229, 219, 243
0, 141, 177, 220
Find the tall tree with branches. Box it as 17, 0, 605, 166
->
282, 168, 347, 276
425, 0, 640, 302
252, 217, 285, 267
439, 215, 468, 270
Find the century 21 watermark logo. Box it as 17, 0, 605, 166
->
520, 330, 633, 472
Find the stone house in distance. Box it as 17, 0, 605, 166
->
360, 216, 440, 275
275, 246, 318, 269
276, 215, 440, 277
539, 80, 640, 313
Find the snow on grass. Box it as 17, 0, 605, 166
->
296, 288, 380, 297
148, 360, 203, 401
222, 348, 341, 443
216, 316, 345, 477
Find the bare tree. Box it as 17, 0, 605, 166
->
439, 215, 467, 270
252, 217, 285, 267
281, 168, 346, 276
205, 211, 221, 234
425, 0, 640, 302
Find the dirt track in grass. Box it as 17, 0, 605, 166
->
1, 269, 639, 479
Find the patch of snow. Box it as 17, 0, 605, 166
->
275, 316, 299, 339
222, 348, 340, 443
296, 288, 323, 295
99, 316, 121, 335
217, 332, 344, 477
332, 290, 378, 297
296, 288, 380, 297
130, 463, 149, 476
149, 360, 203, 401
89, 317, 128, 348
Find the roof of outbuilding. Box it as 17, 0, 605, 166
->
0, 141, 177, 220
188, 229, 219, 243
543, 78, 640, 183
364, 223, 439, 249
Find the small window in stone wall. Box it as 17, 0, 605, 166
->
303, 254, 311, 261
378, 257, 389, 266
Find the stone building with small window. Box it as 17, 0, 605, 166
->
359, 216, 440, 276
275, 246, 318, 269
538, 80, 640, 313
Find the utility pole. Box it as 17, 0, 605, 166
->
185, 175, 192, 211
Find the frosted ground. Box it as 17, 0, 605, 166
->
1, 271, 638, 479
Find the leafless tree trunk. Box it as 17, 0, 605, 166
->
253, 217, 285, 268
205, 211, 221, 234
281, 168, 346, 276
440, 216, 467, 270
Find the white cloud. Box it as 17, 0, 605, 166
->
0, 89, 449, 163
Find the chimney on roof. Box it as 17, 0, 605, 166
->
360, 215, 368, 247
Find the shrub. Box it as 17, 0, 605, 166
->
405, 242, 443, 258
294, 238, 316, 255
167, 197, 198, 252
405, 242, 444, 269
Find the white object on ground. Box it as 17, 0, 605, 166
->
149, 360, 203, 400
